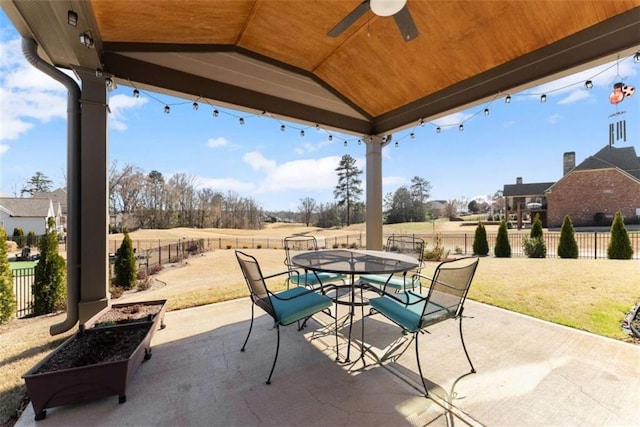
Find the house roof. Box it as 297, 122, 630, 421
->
0, 198, 53, 218
503, 182, 555, 197
2, 1, 638, 135
34, 188, 68, 214
574, 145, 640, 179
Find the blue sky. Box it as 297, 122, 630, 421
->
1, 11, 638, 211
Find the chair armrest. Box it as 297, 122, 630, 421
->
263, 270, 295, 281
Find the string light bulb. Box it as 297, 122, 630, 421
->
344, 140, 348, 147
192, 102, 199, 110
505, 95, 511, 104
164, 105, 170, 114
395, 141, 399, 147
239, 117, 244, 125
300, 130, 305, 137
436, 127, 441, 133
67, 10, 78, 27
410, 132, 415, 139
540, 94, 547, 103
585, 80, 593, 89
315, 124, 320, 130
418, 118, 425, 127
484, 108, 490, 116
133, 89, 140, 98
459, 124, 464, 131
213, 109, 219, 117
280, 125, 285, 131
357, 139, 362, 145
634, 51, 640, 63
328, 134, 333, 141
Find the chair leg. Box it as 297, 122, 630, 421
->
266, 325, 280, 385
414, 331, 429, 397
334, 299, 340, 362
241, 304, 254, 352
459, 315, 476, 373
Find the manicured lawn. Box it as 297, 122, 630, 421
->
8, 261, 36, 270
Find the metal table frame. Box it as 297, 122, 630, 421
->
291, 249, 419, 362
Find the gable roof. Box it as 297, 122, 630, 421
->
0, 198, 53, 218
34, 188, 68, 213
503, 182, 555, 197
573, 145, 640, 179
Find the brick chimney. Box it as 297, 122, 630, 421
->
563, 152, 575, 175
516, 177, 522, 185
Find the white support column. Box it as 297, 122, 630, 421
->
76, 70, 110, 323
365, 136, 387, 250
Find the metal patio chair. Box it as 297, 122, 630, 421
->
284, 235, 346, 289
359, 235, 425, 292
236, 250, 337, 385
367, 256, 479, 397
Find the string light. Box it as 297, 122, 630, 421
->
344, 140, 347, 147
280, 125, 285, 131
315, 124, 320, 130
585, 80, 593, 89
484, 108, 490, 116
395, 141, 399, 147
164, 105, 170, 114
239, 117, 244, 125
436, 127, 441, 133
505, 95, 511, 104
410, 132, 415, 139
418, 118, 425, 126
459, 124, 464, 131
634, 51, 640, 63
133, 89, 140, 98
540, 94, 547, 103
213, 109, 219, 117
357, 139, 362, 145
300, 130, 305, 137
328, 134, 333, 141
95, 68, 104, 78
192, 102, 199, 110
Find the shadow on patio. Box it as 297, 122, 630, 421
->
16, 298, 640, 426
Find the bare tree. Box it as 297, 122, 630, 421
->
298, 197, 317, 226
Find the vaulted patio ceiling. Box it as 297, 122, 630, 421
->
3, 1, 640, 135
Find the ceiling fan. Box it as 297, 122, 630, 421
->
327, 0, 418, 41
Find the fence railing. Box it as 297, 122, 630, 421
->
11, 230, 639, 317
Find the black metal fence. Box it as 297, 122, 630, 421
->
11, 230, 639, 317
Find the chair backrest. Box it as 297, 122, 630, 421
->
235, 250, 275, 319
284, 235, 319, 271
385, 234, 425, 273
423, 257, 479, 321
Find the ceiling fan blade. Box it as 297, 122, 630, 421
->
393, 5, 419, 41
327, 1, 370, 37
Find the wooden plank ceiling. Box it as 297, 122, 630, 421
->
5, 0, 640, 135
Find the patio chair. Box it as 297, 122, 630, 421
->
359, 235, 425, 292
367, 256, 479, 397
235, 250, 337, 385
284, 235, 346, 289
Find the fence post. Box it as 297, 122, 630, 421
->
594, 232, 597, 259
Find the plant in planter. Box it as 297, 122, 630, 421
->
22, 300, 167, 421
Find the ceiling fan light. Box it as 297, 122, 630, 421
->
370, 0, 406, 16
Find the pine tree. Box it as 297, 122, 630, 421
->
494, 220, 511, 258
472, 222, 489, 256
0, 228, 17, 324
530, 213, 543, 238
33, 218, 66, 315
13, 228, 25, 249
114, 230, 138, 290
557, 215, 579, 259
333, 154, 363, 226
524, 213, 546, 258
607, 212, 633, 259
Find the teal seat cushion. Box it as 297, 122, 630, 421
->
370, 291, 456, 333
290, 272, 345, 286
360, 274, 420, 290
271, 287, 332, 326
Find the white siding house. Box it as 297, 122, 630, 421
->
0, 197, 59, 236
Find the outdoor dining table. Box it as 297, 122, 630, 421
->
291, 248, 419, 362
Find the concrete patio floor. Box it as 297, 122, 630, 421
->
16, 297, 640, 426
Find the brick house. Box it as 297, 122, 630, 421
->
546, 145, 640, 227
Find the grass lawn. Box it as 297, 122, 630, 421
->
1, 223, 638, 425
8, 261, 37, 270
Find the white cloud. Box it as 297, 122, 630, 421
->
108, 94, 148, 131
243, 151, 277, 172
557, 90, 590, 105
547, 113, 562, 124
294, 139, 333, 154
206, 137, 230, 148
0, 143, 9, 156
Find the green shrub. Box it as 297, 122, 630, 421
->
523, 236, 547, 258
472, 223, 489, 256
607, 212, 633, 259
0, 227, 17, 324
530, 213, 543, 239
113, 230, 137, 290
557, 215, 579, 259
33, 218, 66, 315
12, 227, 25, 248
26, 231, 37, 247
494, 220, 511, 258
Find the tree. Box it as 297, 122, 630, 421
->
530, 213, 544, 239
409, 176, 431, 203
494, 220, 511, 258
523, 212, 547, 258
607, 212, 633, 259
557, 215, 578, 259
0, 227, 17, 324
316, 203, 341, 228
33, 218, 66, 315
444, 199, 458, 219
298, 197, 317, 226
113, 230, 138, 290
21, 171, 53, 197
333, 154, 363, 226
12, 228, 25, 248
472, 222, 489, 256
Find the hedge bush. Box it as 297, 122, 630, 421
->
472, 222, 489, 256
113, 230, 138, 290
607, 212, 633, 259
557, 215, 578, 258
33, 219, 66, 315
494, 220, 511, 258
